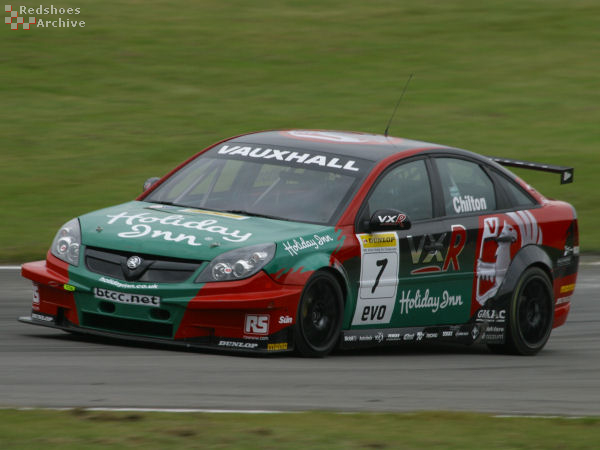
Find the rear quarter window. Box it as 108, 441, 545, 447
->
492, 170, 538, 209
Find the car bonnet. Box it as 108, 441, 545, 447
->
78, 201, 335, 261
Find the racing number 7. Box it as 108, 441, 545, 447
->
371, 258, 388, 293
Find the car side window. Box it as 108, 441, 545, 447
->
436, 157, 496, 216
367, 159, 432, 221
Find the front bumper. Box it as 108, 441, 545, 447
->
20, 254, 303, 354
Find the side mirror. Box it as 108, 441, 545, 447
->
143, 177, 161, 192
368, 209, 411, 232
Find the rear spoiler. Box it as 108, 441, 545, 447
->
489, 157, 574, 184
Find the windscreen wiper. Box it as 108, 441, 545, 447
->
149, 200, 184, 207
224, 210, 289, 221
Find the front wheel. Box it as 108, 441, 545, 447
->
488, 266, 554, 355
294, 271, 343, 357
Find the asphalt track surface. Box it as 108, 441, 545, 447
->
1, 262, 599, 416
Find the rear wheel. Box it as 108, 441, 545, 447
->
294, 271, 343, 357
488, 267, 554, 355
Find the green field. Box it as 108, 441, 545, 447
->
1, 410, 599, 449
1, 0, 598, 262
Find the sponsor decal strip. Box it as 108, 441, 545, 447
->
342, 325, 478, 347
217, 145, 361, 172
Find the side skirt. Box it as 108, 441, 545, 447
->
340, 321, 505, 349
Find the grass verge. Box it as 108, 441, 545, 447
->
1, 409, 600, 449
1, 0, 598, 261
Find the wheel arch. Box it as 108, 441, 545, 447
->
496, 244, 554, 301
318, 264, 349, 305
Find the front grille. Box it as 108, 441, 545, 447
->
82, 312, 173, 338
85, 246, 204, 283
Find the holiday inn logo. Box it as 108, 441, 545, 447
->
5, 4, 85, 30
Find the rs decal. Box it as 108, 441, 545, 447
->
352, 233, 399, 325
244, 314, 269, 335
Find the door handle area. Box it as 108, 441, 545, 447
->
423, 243, 445, 253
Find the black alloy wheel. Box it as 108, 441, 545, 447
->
294, 271, 343, 357
489, 266, 554, 355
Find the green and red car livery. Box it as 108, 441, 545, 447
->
20, 130, 579, 356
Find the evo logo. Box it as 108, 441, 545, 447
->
361, 305, 387, 322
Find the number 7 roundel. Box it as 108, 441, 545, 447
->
352, 232, 400, 326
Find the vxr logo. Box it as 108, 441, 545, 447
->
5, 5, 36, 30
377, 214, 407, 225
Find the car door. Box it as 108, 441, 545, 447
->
417, 155, 498, 325
351, 155, 499, 331
351, 157, 450, 328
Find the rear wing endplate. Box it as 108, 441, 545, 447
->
489, 157, 574, 184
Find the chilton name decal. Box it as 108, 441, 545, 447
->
453, 195, 487, 214
216, 145, 361, 172
106, 211, 252, 244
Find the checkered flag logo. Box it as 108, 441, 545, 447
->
5, 5, 36, 30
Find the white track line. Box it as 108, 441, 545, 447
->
13, 407, 286, 414
0, 266, 22, 270
7, 407, 591, 418
495, 415, 584, 419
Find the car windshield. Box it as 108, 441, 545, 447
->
144, 144, 370, 224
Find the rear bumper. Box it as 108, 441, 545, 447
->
553, 300, 571, 329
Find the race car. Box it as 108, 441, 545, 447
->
20, 130, 579, 356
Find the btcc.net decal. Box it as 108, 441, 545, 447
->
93, 288, 161, 307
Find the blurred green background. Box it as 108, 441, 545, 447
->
1, 0, 598, 262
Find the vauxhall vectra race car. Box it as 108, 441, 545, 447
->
20, 130, 579, 356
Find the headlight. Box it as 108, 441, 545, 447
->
196, 243, 275, 282
50, 218, 81, 266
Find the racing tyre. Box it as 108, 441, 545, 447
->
488, 267, 554, 355
294, 271, 343, 357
